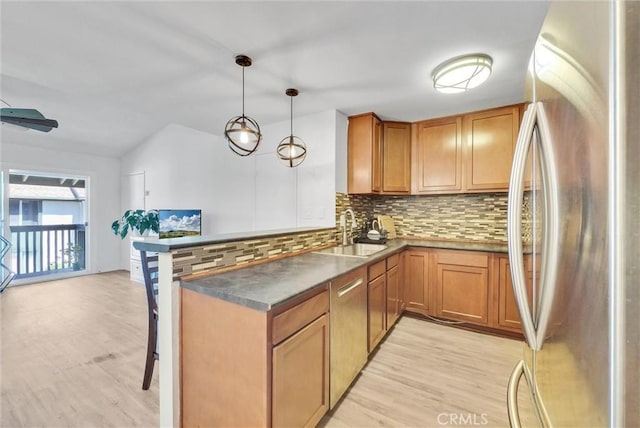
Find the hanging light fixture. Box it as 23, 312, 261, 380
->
432, 54, 493, 94
224, 55, 262, 156
276, 88, 307, 168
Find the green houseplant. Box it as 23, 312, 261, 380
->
111, 209, 159, 239
62, 243, 84, 270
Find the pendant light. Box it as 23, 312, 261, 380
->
276, 88, 307, 168
432, 54, 493, 94
224, 55, 262, 156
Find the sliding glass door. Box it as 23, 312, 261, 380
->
6, 170, 88, 282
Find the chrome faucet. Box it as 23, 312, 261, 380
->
340, 208, 357, 246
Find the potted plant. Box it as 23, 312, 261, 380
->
62, 243, 84, 271
111, 209, 159, 239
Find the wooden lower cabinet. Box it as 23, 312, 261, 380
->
368, 273, 387, 352
181, 285, 329, 428
367, 253, 404, 354
386, 264, 400, 326
494, 254, 534, 332
272, 314, 329, 428
403, 249, 431, 315
436, 263, 490, 325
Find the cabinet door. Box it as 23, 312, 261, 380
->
397, 253, 406, 313
382, 122, 411, 193
403, 250, 430, 314
386, 265, 400, 327
373, 118, 382, 192
496, 255, 535, 332
368, 274, 386, 352
436, 263, 489, 325
463, 105, 520, 191
347, 113, 382, 194
272, 314, 329, 428
413, 116, 462, 194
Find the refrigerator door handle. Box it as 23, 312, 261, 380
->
507, 360, 526, 428
532, 103, 560, 348
508, 102, 539, 350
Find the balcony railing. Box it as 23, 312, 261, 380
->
9, 224, 86, 279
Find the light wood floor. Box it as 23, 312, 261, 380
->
1, 271, 158, 427
1, 272, 534, 427
321, 317, 537, 427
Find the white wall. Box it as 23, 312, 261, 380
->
256, 109, 339, 229
120, 124, 256, 236
334, 112, 348, 194
1, 143, 121, 274
121, 109, 344, 234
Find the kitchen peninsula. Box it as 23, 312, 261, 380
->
134, 229, 519, 427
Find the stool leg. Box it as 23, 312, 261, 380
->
142, 316, 157, 390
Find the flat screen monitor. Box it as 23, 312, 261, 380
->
158, 209, 201, 239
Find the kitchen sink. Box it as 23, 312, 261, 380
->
313, 243, 388, 258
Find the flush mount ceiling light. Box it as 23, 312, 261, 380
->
276, 88, 307, 168
432, 54, 493, 94
224, 55, 262, 156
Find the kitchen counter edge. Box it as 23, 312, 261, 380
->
180, 239, 510, 312
132, 226, 335, 253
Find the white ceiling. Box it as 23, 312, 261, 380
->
0, 1, 549, 158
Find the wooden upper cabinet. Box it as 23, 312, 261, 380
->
382, 122, 411, 193
348, 113, 382, 194
349, 103, 522, 195
463, 105, 521, 192
413, 116, 463, 194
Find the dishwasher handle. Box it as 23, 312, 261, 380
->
337, 277, 364, 297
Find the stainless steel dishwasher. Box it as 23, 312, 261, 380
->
329, 266, 368, 408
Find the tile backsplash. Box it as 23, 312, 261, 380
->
373, 193, 509, 242
172, 228, 336, 279
170, 192, 529, 280
336, 192, 512, 243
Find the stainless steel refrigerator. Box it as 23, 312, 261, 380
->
506, 1, 639, 426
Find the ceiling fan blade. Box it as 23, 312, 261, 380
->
0, 108, 59, 132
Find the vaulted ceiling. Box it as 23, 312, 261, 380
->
0, 1, 549, 158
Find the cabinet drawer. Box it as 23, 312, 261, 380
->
368, 260, 386, 280
386, 253, 399, 269
272, 290, 329, 345
437, 251, 488, 268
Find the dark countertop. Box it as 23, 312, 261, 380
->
180, 238, 509, 312
133, 226, 335, 252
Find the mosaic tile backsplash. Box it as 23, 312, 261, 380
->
171, 192, 530, 280
335, 192, 525, 243
172, 228, 337, 279
373, 193, 509, 242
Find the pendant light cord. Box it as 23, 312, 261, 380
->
290, 95, 293, 136
241, 66, 245, 117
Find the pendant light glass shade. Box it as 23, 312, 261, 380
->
432, 54, 493, 94
277, 88, 307, 168
224, 55, 262, 156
